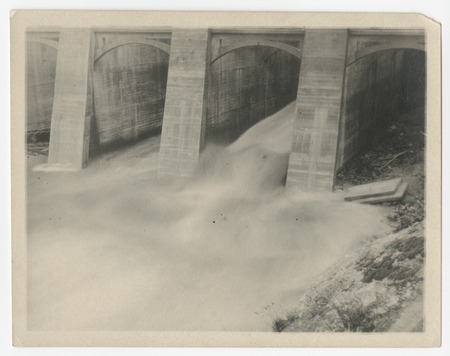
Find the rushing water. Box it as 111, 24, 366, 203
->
27, 102, 390, 331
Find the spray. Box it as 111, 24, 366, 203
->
27, 102, 390, 331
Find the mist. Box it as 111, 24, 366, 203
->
27, 102, 390, 331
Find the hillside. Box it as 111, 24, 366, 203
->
276, 222, 424, 332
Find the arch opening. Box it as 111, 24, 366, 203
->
210, 39, 302, 64
347, 41, 425, 67
27, 37, 59, 50
26, 41, 58, 155
91, 43, 170, 157
94, 39, 171, 65
206, 45, 301, 147
335, 48, 425, 199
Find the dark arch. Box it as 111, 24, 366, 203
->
207, 39, 301, 146
210, 39, 302, 64
347, 41, 425, 67
94, 39, 171, 64
27, 38, 59, 50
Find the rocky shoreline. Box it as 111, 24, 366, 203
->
275, 222, 424, 332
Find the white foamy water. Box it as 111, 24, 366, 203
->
27, 103, 390, 331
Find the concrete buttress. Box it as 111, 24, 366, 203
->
47, 28, 94, 170
286, 29, 348, 191
158, 29, 210, 178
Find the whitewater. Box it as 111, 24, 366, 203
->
27, 102, 389, 331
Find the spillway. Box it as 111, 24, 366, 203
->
27, 102, 390, 331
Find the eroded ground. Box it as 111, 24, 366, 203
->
277, 107, 425, 332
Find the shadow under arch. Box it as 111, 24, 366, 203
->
210, 39, 302, 65
27, 37, 59, 50
94, 39, 171, 65
347, 41, 425, 67
336, 46, 426, 172
207, 42, 301, 146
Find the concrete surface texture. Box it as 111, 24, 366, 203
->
158, 29, 210, 178
92, 43, 169, 152
207, 46, 300, 145
26, 41, 58, 134
344, 177, 403, 201
47, 29, 94, 169
27, 27, 425, 191
286, 30, 348, 192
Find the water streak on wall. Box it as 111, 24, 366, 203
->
92, 44, 169, 152
26, 42, 58, 135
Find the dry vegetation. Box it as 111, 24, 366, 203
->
276, 108, 425, 333
274, 222, 424, 332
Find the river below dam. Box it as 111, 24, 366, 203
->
27, 102, 390, 331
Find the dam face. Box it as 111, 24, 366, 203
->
26, 27, 425, 191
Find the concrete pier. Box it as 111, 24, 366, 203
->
27, 27, 425, 191
286, 30, 348, 191
47, 29, 94, 169
158, 29, 210, 178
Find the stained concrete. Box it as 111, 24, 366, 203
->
344, 177, 402, 201
356, 181, 409, 204
158, 29, 210, 178
207, 46, 300, 145
93, 44, 169, 151
26, 41, 58, 134
27, 27, 425, 192
286, 30, 348, 191
47, 29, 94, 169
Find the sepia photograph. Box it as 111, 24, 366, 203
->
9, 9, 442, 348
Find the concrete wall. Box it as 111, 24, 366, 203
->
26, 42, 58, 136
207, 47, 300, 144
336, 49, 425, 169
92, 44, 169, 152
402, 50, 426, 111
27, 28, 425, 189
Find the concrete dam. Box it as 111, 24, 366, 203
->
25, 26, 427, 332
26, 27, 425, 191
